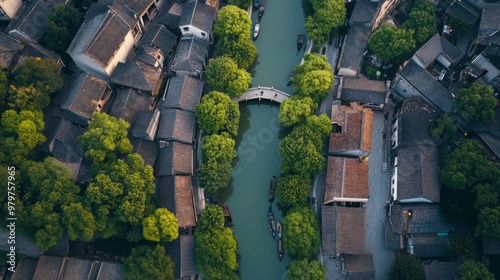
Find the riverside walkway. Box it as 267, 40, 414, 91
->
233, 86, 291, 103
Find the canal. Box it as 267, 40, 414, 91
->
218, 0, 307, 279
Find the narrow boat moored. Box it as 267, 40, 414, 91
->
222, 205, 234, 227
254, 0, 260, 8
278, 239, 284, 261
276, 221, 282, 239
253, 22, 260, 40
268, 205, 276, 238
296, 34, 304, 54
268, 176, 276, 201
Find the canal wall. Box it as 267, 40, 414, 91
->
233, 86, 291, 103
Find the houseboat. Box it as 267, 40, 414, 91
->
268, 205, 276, 238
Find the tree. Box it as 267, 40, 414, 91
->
227, 0, 252, 9
430, 113, 456, 143
476, 206, 500, 239
293, 70, 334, 102
199, 133, 237, 193
78, 112, 133, 169
0, 71, 8, 107
455, 84, 497, 122
214, 5, 252, 46
198, 204, 226, 232
286, 259, 325, 280
449, 16, 470, 35
278, 96, 316, 127
294, 53, 332, 76
448, 234, 475, 260
305, 0, 346, 46
473, 183, 498, 210
388, 255, 424, 280
458, 260, 494, 280
123, 245, 175, 280
142, 208, 179, 243
294, 114, 332, 145
62, 202, 96, 241
220, 39, 258, 70
195, 227, 238, 277
12, 57, 63, 96
402, 0, 437, 45
8, 85, 50, 111
276, 175, 312, 207
196, 91, 240, 137
43, 5, 83, 54
369, 25, 416, 63
205, 56, 251, 97
283, 206, 320, 259
279, 132, 325, 179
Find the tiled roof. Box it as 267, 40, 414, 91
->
343, 254, 375, 280
140, 24, 178, 55
9, 0, 51, 42
157, 175, 196, 228
423, 261, 458, 280
167, 234, 198, 279
132, 109, 160, 141
411, 234, 451, 258
171, 36, 209, 74
390, 204, 452, 235
0, 32, 21, 70
59, 258, 93, 280
157, 1, 183, 31
397, 106, 439, 147
179, 0, 216, 33
33, 255, 64, 280
338, 23, 370, 75
95, 262, 125, 280
161, 75, 204, 112
49, 119, 86, 178
111, 60, 163, 94
412, 34, 463, 69
322, 206, 366, 256
108, 87, 155, 125
340, 77, 386, 105
11, 259, 38, 280
156, 108, 196, 144
324, 156, 369, 204
130, 137, 159, 167
156, 141, 194, 176
117, 0, 154, 16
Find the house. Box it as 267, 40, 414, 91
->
48, 119, 86, 179
31, 256, 125, 280
391, 60, 455, 113
478, 3, 500, 42
0, 31, 22, 71
14, 42, 62, 69
411, 34, 463, 70
342, 254, 376, 280
337, 76, 387, 107
171, 36, 209, 78
322, 206, 366, 256
329, 102, 373, 158
131, 109, 160, 141
140, 23, 178, 59
108, 87, 155, 125
156, 108, 196, 144
130, 137, 159, 167
157, 175, 197, 229
324, 156, 369, 205
67, 2, 139, 80
423, 261, 459, 280
471, 53, 500, 84
59, 72, 111, 127
441, 0, 480, 26
157, 1, 183, 33
166, 234, 198, 280
0, 0, 22, 21
113, 0, 165, 30
10, 259, 38, 280
390, 99, 440, 203
178, 0, 217, 42
161, 75, 204, 112
7, 0, 51, 43
386, 204, 452, 258
337, 0, 398, 77
110, 58, 163, 96
156, 141, 193, 176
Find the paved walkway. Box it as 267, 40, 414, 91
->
234, 87, 291, 103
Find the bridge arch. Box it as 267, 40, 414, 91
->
233, 86, 291, 103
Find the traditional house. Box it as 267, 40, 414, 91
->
171, 36, 209, 78
478, 3, 500, 42
130, 137, 159, 167
157, 1, 183, 33
156, 108, 196, 144
342, 254, 376, 280
140, 23, 178, 59
131, 109, 160, 141
31, 256, 125, 280
167, 234, 198, 280
322, 206, 367, 256
441, 0, 481, 26
471, 53, 500, 84
411, 34, 463, 70
161, 75, 204, 113
111, 58, 163, 96
337, 76, 387, 107
386, 204, 452, 258
59, 72, 111, 127
107, 87, 155, 125
324, 156, 369, 205
67, 2, 139, 80
13, 42, 62, 69
48, 119, 86, 179
156, 141, 194, 176
113, 0, 165, 30
0, 0, 22, 21
10, 259, 38, 280
0, 31, 22, 71
178, 0, 217, 42
423, 261, 459, 280
329, 102, 373, 158
7, 0, 51, 43
157, 175, 197, 230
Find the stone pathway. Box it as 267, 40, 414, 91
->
234, 87, 290, 103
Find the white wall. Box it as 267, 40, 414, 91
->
104, 31, 135, 77
179, 25, 210, 42
0, 0, 23, 21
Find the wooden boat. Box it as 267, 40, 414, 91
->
286, 69, 296, 86
268, 176, 276, 201
253, 21, 260, 40
276, 221, 282, 239
222, 205, 234, 227
258, 0, 266, 20
278, 239, 284, 261
268, 205, 276, 238
297, 34, 304, 54
254, 0, 260, 8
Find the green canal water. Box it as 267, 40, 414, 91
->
218, 1, 307, 279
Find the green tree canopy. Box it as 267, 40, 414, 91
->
276, 175, 312, 207
78, 112, 133, 169
195, 227, 238, 277
142, 208, 179, 243
449, 16, 470, 35
199, 133, 237, 193
198, 204, 226, 232
219, 38, 258, 70
62, 202, 96, 241
0, 71, 8, 108
294, 53, 332, 76
447, 234, 475, 260
278, 96, 316, 127
458, 260, 495, 280
283, 206, 320, 259
123, 245, 175, 280
292, 53, 334, 102
205, 56, 251, 97
279, 132, 325, 180
369, 24, 416, 63
430, 113, 457, 143
476, 206, 500, 239
227, 0, 252, 9
8, 85, 50, 111
473, 183, 498, 210
402, 0, 437, 45
12, 57, 63, 96
196, 91, 240, 137
286, 259, 325, 280
214, 5, 251, 45
455, 84, 497, 122
305, 0, 346, 46
389, 255, 424, 280
43, 4, 83, 54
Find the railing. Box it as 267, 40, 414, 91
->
233, 86, 291, 103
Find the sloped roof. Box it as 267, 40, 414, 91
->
322, 206, 366, 256
343, 254, 376, 280
108, 87, 154, 125
397, 105, 439, 147
111, 60, 163, 93
412, 34, 463, 69
130, 138, 159, 167
157, 175, 196, 228
390, 204, 452, 235
396, 60, 455, 113
11, 259, 38, 280
167, 234, 198, 279
140, 24, 178, 55
9, 0, 50, 42
349, 0, 380, 25
339, 23, 370, 75
423, 261, 459, 280
156, 108, 196, 144
478, 132, 500, 159
483, 239, 500, 255
411, 234, 451, 258
33, 255, 64, 280
117, 0, 154, 16
179, 0, 216, 32
445, 0, 480, 25
324, 156, 369, 204
171, 36, 209, 74
162, 75, 204, 112
0, 32, 22, 70
157, 1, 183, 31
156, 141, 193, 176
59, 258, 93, 280
329, 103, 373, 156
49, 119, 86, 178
95, 262, 125, 280
340, 77, 386, 105
132, 109, 160, 141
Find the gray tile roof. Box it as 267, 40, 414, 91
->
478, 132, 500, 159
95, 261, 125, 280
0, 32, 21, 70
397, 108, 439, 147
108, 87, 155, 125
412, 34, 463, 69
445, 0, 480, 25
156, 141, 194, 176
33, 255, 64, 280
483, 239, 500, 255
340, 77, 386, 104
322, 206, 366, 256
49, 119, 86, 178
59, 258, 93, 280
171, 36, 209, 75
8, 0, 51, 43
338, 23, 370, 75
111, 60, 163, 94
162, 75, 204, 112
349, 0, 380, 25
167, 234, 198, 279
411, 234, 451, 258
11, 259, 38, 280
423, 261, 458, 280
156, 175, 196, 228
156, 108, 196, 144
343, 254, 375, 280
390, 204, 452, 235
117, 0, 154, 16
179, 0, 216, 33
157, 1, 183, 32
140, 23, 178, 55
132, 109, 160, 141
130, 137, 159, 167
